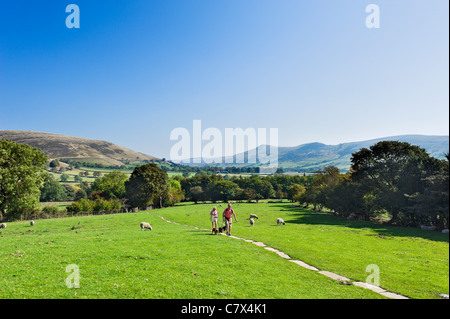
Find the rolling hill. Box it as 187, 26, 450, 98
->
2, 131, 448, 173
185, 135, 449, 172
0, 130, 159, 167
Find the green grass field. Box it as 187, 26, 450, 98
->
0, 202, 448, 299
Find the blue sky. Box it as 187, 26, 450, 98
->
0, 0, 448, 158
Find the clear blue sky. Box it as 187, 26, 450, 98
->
0, 0, 448, 158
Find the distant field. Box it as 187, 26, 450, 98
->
40, 202, 73, 210
1, 202, 447, 299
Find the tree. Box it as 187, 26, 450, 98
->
0, 140, 48, 220
60, 173, 70, 182
287, 184, 306, 202
93, 171, 102, 178
74, 188, 87, 201
167, 179, 185, 206
404, 154, 449, 229
91, 171, 128, 199
351, 141, 436, 225
40, 179, 67, 202
125, 164, 169, 208
63, 184, 76, 200
49, 159, 60, 168
190, 186, 204, 204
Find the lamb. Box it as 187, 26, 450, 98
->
249, 214, 259, 220
249, 218, 255, 226
0, 223, 6, 229
140, 222, 152, 231
277, 218, 285, 226
30, 220, 35, 226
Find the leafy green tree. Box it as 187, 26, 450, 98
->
0, 140, 48, 220
189, 186, 204, 203
60, 173, 70, 182
93, 171, 102, 178
49, 159, 60, 168
404, 154, 449, 229
125, 164, 169, 208
351, 141, 437, 225
287, 184, 306, 202
40, 180, 67, 202
167, 179, 185, 206
91, 171, 128, 199
63, 184, 76, 200
74, 189, 87, 201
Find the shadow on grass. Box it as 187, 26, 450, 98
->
269, 203, 449, 243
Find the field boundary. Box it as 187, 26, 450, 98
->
157, 214, 410, 300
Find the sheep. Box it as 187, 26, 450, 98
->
249, 218, 255, 227
30, 220, 35, 226
249, 214, 259, 220
140, 222, 152, 231
277, 218, 285, 226
0, 223, 6, 229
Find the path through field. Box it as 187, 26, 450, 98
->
158, 214, 409, 299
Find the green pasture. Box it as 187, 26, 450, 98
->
0, 202, 447, 299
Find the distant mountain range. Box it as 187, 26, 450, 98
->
1, 131, 448, 173
185, 135, 449, 172
276, 135, 449, 172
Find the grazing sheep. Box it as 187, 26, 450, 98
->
277, 218, 285, 226
249, 218, 255, 226
0, 223, 6, 229
249, 214, 259, 220
140, 222, 152, 231
30, 220, 35, 226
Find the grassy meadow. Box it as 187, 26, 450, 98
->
0, 202, 448, 299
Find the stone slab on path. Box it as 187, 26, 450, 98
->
352, 282, 386, 294
379, 291, 409, 299
318, 271, 350, 282
252, 241, 267, 247
289, 260, 319, 271
264, 247, 291, 259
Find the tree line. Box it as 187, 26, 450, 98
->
296, 142, 449, 229
1, 139, 448, 229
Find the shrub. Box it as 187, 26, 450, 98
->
41, 206, 60, 215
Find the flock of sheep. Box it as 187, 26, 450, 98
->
139, 213, 285, 234
0, 220, 34, 229
248, 214, 286, 227
1, 214, 285, 233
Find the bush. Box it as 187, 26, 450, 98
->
67, 198, 122, 214
41, 206, 60, 215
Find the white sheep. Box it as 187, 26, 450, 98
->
0, 223, 6, 229
249, 218, 255, 226
277, 218, 285, 226
30, 220, 35, 226
140, 222, 152, 231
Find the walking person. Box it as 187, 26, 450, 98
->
210, 206, 219, 234
223, 203, 237, 236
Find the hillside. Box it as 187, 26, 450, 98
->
186, 135, 449, 172
0, 130, 159, 167
277, 135, 449, 172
